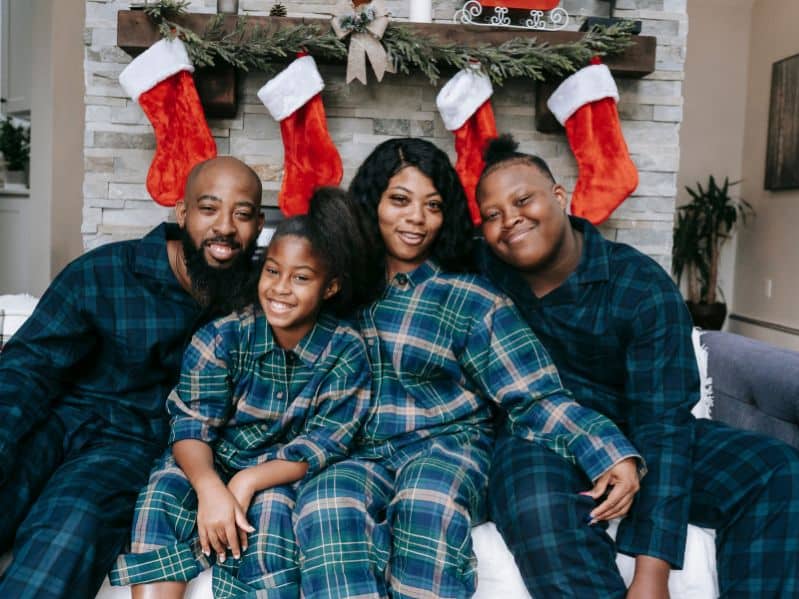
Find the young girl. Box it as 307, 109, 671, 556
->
293, 138, 642, 599
110, 188, 374, 599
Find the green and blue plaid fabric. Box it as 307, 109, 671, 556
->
0, 223, 205, 598
293, 261, 640, 598
110, 454, 302, 596
482, 217, 799, 595
0, 223, 204, 460
481, 217, 697, 564
112, 307, 370, 589
355, 260, 639, 481
167, 306, 371, 478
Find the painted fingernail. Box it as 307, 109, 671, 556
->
219, 554, 226, 563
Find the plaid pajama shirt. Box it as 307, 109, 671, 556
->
482, 217, 799, 597
0, 223, 206, 599
294, 261, 640, 599
111, 306, 370, 596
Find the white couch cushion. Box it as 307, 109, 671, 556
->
94, 521, 718, 599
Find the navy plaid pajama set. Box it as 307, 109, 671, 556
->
111, 307, 371, 598
293, 260, 641, 599
481, 217, 799, 598
0, 223, 206, 599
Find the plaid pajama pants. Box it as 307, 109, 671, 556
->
111, 454, 300, 598
489, 419, 799, 598
0, 413, 162, 599
294, 430, 492, 599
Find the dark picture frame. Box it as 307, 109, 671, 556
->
765, 53, 799, 190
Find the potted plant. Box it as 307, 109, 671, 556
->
672, 175, 753, 330
0, 116, 30, 187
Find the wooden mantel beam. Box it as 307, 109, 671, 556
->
116, 10, 656, 129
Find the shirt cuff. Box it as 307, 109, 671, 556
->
570, 433, 646, 482
168, 417, 216, 445
274, 438, 334, 478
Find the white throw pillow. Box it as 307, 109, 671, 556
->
0, 294, 39, 347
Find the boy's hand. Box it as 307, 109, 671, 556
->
583, 457, 640, 523
227, 469, 258, 551
196, 478, 253, 562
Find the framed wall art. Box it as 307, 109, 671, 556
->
765, 52, 799, 190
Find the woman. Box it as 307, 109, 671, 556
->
293, 138, 642, 599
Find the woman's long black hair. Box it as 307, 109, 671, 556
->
348, 138, 477, 287
264, 187, 380, 315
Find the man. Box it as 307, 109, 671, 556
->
0, 156, 264, 598
475, 135, 799, 598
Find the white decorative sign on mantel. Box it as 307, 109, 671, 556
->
454, 0, 569, 31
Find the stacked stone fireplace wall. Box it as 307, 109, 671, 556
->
83, 0, 687, 269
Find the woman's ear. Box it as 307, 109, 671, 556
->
323, 278, 341, 300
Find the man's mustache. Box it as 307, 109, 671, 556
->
202, 236, 242, 250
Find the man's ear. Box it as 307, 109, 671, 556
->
175, 199, 187, 227
553, 184, 569, 213
323, 278, 341, 300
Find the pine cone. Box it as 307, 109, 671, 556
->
270, 3, 287, 17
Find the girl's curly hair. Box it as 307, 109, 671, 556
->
265, 187, 381, 315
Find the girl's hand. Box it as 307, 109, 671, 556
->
583, 457, 640, 523
196, 478, 253, 562
227, 469, 258, 551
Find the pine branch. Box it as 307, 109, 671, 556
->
143, 0, 635, 84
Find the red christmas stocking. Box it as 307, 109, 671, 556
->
258, 55, 343, 216
119, 39, 217, 207
547, 59, 638, 225
437, 68, 497, 225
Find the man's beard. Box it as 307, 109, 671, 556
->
181, 229, 259, 314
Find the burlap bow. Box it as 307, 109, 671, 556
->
331, 0, 394, 84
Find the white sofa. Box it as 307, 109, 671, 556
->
90, 520, 717, 598
0, 295, 719, 598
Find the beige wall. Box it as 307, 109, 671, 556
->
27, 0, 84, 295
729, 0, 799, 350
48, 1, 85, 277
678, 0, 753, 310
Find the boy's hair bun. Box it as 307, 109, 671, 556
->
479, 133, 557, 186
484, 134, 522, 168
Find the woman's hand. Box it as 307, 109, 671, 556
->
195, 477, 253, 562
583, 457, 640, 523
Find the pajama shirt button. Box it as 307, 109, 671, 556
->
276, 392, 284, 399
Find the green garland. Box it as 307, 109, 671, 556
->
144, 0, 635, 85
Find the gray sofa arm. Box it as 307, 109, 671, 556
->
701, 331, 799, 449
